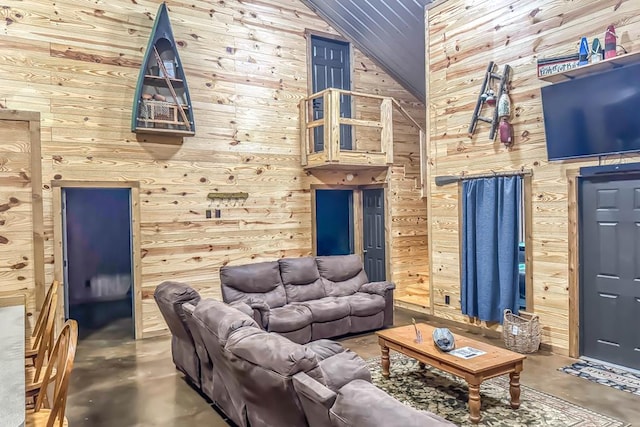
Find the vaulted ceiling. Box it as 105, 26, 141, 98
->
301, 0, 431, 102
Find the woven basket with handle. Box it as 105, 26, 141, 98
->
502, 309, 540, 354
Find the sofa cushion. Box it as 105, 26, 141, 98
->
316, 254, 367, 282
318, 351, 371, 392
317, 255, 369, 297
268, 304, 313, 333
220, 261, 287, 308
329, 380, 455, 427
344, 293, 386, 317
226, 326, 320, 377
298, 297, 351, 323
279, 257, 326, 302
303, 339, 345, 361
193, 299, 259, 346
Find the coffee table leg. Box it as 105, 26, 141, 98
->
468, 381, 481, 424
418, 362, 425, 370
381, 343, 390, 378
509, 371, 521, 409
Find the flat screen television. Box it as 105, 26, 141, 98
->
541, 62, 640, 161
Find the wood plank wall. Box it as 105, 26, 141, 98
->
426, 0, 640, 351
0, 0, 426, 336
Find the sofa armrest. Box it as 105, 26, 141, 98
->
293, 372, 337, 427
293, 371, 337, 408
359, 281, 395, 296
243, 298, 271, 329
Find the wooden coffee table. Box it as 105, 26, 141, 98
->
376, 323, 525, 424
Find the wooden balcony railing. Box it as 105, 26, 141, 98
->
299, 88, 427, 197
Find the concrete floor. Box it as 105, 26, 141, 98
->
66, 308, 640, 426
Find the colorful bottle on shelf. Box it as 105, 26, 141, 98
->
578, 37, 589, 66
605, 25, 617, 59
591, 38, 603, 63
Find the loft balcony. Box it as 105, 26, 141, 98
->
300, 89, 405, 170
300, 88, 427, 196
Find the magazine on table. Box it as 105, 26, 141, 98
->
449, 346, 486, 359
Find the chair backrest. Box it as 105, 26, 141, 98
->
32, 281, 59, 342
34, 319, 78, 427
33, 290, 58, 379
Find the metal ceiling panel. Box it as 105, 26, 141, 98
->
301, 0, 430, 101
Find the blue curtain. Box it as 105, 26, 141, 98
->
461, 176, 521, 322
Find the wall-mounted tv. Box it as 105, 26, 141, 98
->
541, 62, 640, 161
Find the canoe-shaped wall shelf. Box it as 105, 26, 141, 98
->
131, 2, 195, 137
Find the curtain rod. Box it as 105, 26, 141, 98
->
434, 169, 533, 186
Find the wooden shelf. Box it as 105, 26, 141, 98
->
131, 3, 195, 137
539, 51, 640, 83
144, 75, 184, 85
133, 127, 195, 137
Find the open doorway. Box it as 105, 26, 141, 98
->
315, 189, 354, 256
62, 188, 134, 340
314, 187, 388, 282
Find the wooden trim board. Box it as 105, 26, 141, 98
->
567, 169, 580, 358
0, 110, 45, 319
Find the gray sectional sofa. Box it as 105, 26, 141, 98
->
219, 254, 395, 344
154, 281, 454, 427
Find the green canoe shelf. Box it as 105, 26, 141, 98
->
132, 2, 195, 137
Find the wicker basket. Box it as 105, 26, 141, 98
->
502, 309, 540, 353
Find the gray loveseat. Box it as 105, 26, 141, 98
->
220, 254, 395, 344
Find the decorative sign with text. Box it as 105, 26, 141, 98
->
537, 54, 580, 78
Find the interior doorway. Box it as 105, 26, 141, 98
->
62, 187, 134, 340
579, 174, 640, 370
314, 187, 387, 281
315, 189, 354, 256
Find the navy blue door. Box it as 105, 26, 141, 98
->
363, 189, 386, 282
311, 35, 352, 152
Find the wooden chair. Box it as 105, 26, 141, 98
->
26, 291, 58, 400
26, 319, 78, 427
26, 281, 59, 362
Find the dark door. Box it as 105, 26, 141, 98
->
580, 175, 640, 370
310, 35, 352, 152
363, 188, 386, 282
315, 189, 353, 256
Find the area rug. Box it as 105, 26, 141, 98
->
560, 359, 640, 397
367, 354, 629, 427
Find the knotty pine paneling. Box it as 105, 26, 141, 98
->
0, 0, 426, 337
426, 0, 640, 351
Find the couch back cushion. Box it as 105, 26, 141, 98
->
225, 327, 321, 427
226, 327, 321, 376
316, 255, 369, 297
193, 299, 259, 346
220, 261, 287, 308
154, 281, 201, 343
279, 257, 326, 303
